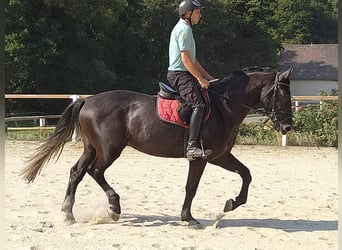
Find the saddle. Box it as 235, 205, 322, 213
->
157, 82, 211, 128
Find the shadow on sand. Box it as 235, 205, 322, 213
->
118, 214, 337, 232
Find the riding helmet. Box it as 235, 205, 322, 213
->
178, 0, 204, 17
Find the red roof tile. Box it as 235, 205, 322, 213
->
278, 44, 338, 80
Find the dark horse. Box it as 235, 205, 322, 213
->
21, 68, 293, 227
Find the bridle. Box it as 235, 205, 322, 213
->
259, 72, 292, 125
208, 72, 291, 125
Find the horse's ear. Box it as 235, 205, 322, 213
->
279, 67, 293, 81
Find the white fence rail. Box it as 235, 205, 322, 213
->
5, 94, 338, 144
5, 94, 91, 141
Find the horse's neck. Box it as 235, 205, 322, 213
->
243, 86, 263, 108
226, 75, 267, 124
229, 97, 253, 125
243, 72, 274, 107
213, 93, 251, 129
213, 71, 273, 127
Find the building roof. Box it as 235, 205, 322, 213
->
278, 44, 338, 81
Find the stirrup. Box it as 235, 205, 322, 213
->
186, 147, 212, 161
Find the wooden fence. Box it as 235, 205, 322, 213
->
5, 94, 338, 145
5, 94, 92, 129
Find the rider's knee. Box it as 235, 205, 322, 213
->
192, 102, 206, 111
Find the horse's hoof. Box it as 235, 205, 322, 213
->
224, 199, 234, 212
107, 208, 120, 221
64, 218, 76, 226
63, 213, 76, 225
188, 219, 201, 229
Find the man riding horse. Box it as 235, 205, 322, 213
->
21, 0, 293, 228
167, 0, 214, 161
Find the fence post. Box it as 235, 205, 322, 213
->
281, 134, 287, 147
295, 101, 299, 112
39, 118, 46, 127
70, 95, 80, 143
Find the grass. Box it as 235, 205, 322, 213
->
6, 128, 55, 140
5, 125, 336, 148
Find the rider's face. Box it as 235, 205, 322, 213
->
186, 8, 202, 25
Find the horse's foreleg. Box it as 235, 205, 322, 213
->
181, 160, 206, 227
87, 167, 121, 221
61, 152, 93, 225
209, 153, 252, 212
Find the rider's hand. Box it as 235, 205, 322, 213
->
198, 78, 210, 89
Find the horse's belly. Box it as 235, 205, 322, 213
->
128, 143, 185, 158
127, 124, 186, 158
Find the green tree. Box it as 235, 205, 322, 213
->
309, 0, 338, 43
5, 0, 127, 95
196, 0, 279, 76
5, 0, 127, 114
271, 0, 337, 43
138, 0, 178, 92
104, 0, 177, 94
5, 0, 338, 116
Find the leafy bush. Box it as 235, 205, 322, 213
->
236, 122, 279, 145
290, 95, 338, 147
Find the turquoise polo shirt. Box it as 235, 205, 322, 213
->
168, 18, 196, 71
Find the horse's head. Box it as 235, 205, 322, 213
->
260, 67, 293, 134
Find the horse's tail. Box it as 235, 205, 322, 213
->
20, 98, 86, 183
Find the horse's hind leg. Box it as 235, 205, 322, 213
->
87, 165, 121, 221
209, 153, 252, 212
86, 146, 124, 222
61, 150, 95, 225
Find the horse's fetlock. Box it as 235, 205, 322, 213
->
108, 194, 120, 204
235, 196, 247, 206
107, 191, 120, 211
62, 196, 74, 211
106, 189, 117, 198
181, 208, 194, 222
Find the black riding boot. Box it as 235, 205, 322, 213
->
186, 108, 212, 161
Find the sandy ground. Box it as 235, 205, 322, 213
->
5, 140, 338, 250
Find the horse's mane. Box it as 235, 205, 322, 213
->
209, 67, 277, 104
210, 70, 249, 94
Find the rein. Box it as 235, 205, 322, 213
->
208, 73, 291, 126
208, 89, 265, 115
208, 89, 275, 130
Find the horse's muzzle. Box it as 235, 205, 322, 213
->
280, 124, 292, 135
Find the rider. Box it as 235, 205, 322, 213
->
167, 0, 214, 161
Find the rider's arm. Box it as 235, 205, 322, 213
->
195, 59, 214, 81
181, 50, 210, 89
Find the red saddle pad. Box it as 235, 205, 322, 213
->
157, 97, 189, 128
